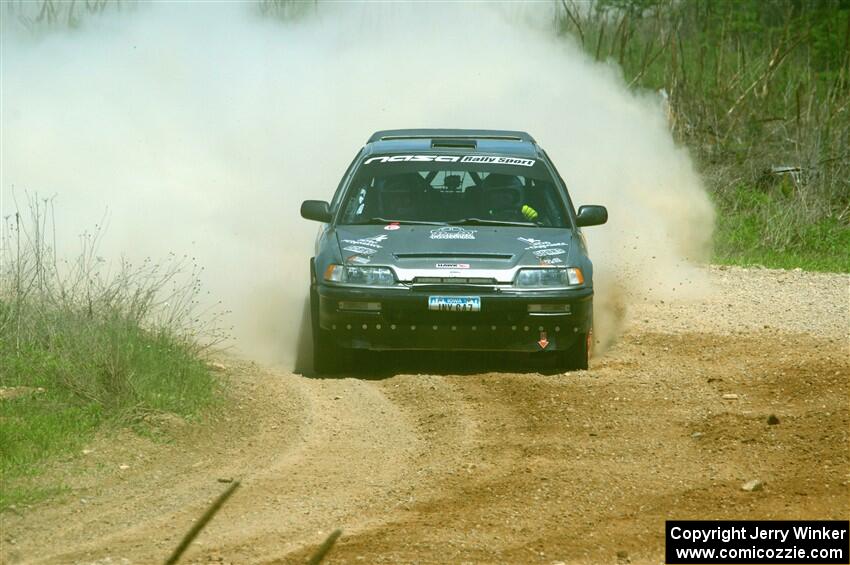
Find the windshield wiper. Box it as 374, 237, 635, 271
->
356, 217, 446, 226
449, 218, 538, 227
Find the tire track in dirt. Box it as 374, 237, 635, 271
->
3, 366, 486, 564
2, 364, 314, 564
196, 374, 482, 563
281, 332, 847, 565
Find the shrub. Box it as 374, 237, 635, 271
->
0, 195, 225, 507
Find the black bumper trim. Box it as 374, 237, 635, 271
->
315, 284, 592, 352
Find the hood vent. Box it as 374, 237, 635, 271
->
394, 252, 513, 260
431, 138, 477, 149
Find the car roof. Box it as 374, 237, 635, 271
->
365, 129, 541, 158
368, 128, 535, 143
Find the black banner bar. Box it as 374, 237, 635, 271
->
666, 520, 849, 564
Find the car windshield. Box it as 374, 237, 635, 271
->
338, 154, 569, 227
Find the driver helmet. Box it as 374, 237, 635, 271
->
480, 174, 524, 212
379, 173, 428, 218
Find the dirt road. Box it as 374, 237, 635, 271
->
2, 266, 848, 564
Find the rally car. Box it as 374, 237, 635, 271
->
301, 129, 607, 374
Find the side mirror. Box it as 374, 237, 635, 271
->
300, 200, 332, 223
575, 205, 608, 227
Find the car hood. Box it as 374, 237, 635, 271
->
335, 224, 574, 283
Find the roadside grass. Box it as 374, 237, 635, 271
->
0, 198, 224, 509
713, 184, 850, 273
714, 215, 850, 272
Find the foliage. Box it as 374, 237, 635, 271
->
558, 0, 850, 271
0, 195, 224, 508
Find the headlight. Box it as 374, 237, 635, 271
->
514, 267, 584, 288
324, 264, 395, 286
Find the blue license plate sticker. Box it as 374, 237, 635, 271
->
428, 296, 481, 312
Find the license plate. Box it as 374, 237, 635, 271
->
428, 296, 481, 312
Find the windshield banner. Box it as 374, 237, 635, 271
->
364, 155, 535, 167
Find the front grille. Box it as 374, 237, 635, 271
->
412, 277, 498, 284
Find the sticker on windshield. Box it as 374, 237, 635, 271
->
461, 155, 534, 167
430, 227, 476, 240
365, 154, 535, 167
365, 155, 461, 164
533, 248, 566, 257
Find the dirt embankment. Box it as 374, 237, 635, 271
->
2, 266, 848, 565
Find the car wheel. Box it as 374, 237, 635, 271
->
310, 285, 344, 376
313, 327, 344, 375
558, 331, 590, 371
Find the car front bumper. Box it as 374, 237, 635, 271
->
315, 284, 593, 352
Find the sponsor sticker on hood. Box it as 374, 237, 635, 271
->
341, 235, 388, 249
533, 248, 566, 257
518, 237, 567, 250
430, 226, 476, 240
343, 245, 378, 255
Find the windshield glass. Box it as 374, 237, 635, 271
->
338, 154, 569, 227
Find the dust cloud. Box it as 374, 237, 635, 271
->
2, 2, 714, 368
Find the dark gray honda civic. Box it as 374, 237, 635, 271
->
301, 129, 607, 374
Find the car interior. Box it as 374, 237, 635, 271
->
341, 170, 567, 226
